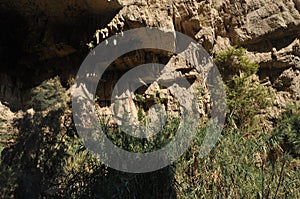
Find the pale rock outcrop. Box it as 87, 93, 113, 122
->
1, 0, 300, 120
274, 68, 300, 99
0, 102, 15, 147
0, 102, 23, 148
89, 0, 300, 123
245, 38, 300, 69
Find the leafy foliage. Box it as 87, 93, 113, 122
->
0, 77, 177, 198
173, 47, 299, 198
215, 47, 273, 129
102, 115, 180, 153
214, 46, 259, 79
225, 75, 273, 129
269, 103, 300, 158
31, 77, 67, 111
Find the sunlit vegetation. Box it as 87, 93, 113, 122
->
174, 47, 300, 198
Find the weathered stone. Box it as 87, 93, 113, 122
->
0, 1, 300, 197
246, 38, 300, 69
274, 68, 300, 99
0, 102, 21, 148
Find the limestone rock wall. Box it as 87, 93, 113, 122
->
0, 1, 299, 198
90, 0, 300, 118
0, 0, 299, 116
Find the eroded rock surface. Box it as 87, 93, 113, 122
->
0, 0, 300, 198
86, 0, 298, 122
0, 0, 299, 123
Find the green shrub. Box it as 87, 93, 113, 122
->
215, 47, 273, 129
214, 46, 258, 79
225, 75, 273, 129
269, 103, 300, 157
99, 113, 180, 153
31, 77, 67, 111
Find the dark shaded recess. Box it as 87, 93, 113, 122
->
18, 12, 120, 88
0, 10, 26, 72
240, 26, 300, 52
91, 167, 177, 199
0, 5, 121, 110
258, 67, 286, 84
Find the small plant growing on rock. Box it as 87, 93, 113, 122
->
215, 46, 258, 79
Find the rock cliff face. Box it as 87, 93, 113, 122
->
0, 0, 299, 109
0, 0, 299, 154
0, 0, 298, 148
0, 0, 299, 197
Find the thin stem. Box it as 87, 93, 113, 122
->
273, 154, 286, 199
261, 160, 264, 198
266, 164, 276, 199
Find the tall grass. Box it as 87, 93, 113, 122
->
173, 47, 300, 198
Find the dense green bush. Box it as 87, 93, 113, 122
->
31, 77, 67, 111
214, 46, 258, 79
0, 78, 104, 198
102, 115, 180, 153
215, 47, 273, 130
